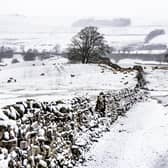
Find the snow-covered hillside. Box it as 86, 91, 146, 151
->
1, 57, 168, 168
0, 59, 137, 107
0, 15, 168, 52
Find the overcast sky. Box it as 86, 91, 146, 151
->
1, 0, 168, 20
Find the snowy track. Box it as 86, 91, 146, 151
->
78, 99, 168, 168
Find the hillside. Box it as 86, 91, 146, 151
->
0, 58, 137, 107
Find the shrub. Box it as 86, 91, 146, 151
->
11, 58, 19, 64
23, 49, 36, 61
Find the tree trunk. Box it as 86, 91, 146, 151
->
82, 56, 85, 64
86, 57, 89, 64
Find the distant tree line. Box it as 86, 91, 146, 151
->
22, 44, 61, 61
1, 27, 168, 64
0, 44, 61, 62
0, 46, 14, 61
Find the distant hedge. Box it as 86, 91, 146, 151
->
23, 49, 36, 61
11, 58, 20, 64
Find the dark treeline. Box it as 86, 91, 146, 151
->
0, 45, 62, 62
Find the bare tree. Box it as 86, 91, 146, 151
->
164, 53, 168, 62
53, 44, 61, 54
67, 26, 110, 63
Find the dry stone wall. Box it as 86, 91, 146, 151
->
0, 87, 145, 168
0, 86, 147, 168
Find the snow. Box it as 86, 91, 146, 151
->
0, 18, 167, 52
1, 56, 168, 168
1, 16, 168, 168
150, 34, 168, 45
118, 59, 168, 66
0, 59, 137, 107
146, 68, 168, 91
78, 99, 168, 168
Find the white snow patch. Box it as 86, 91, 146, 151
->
78, 100, 168, 168
0, 61, 137, 107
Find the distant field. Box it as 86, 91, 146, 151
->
0, 25, 167, 51
110, 52, 166, 63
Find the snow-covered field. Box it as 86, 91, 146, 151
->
0, 58, 137, 107
1, 15, 168, 168
0, 19, 167, 51
1, 57, 168, 168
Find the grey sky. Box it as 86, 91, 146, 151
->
1, 0, 168, 19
